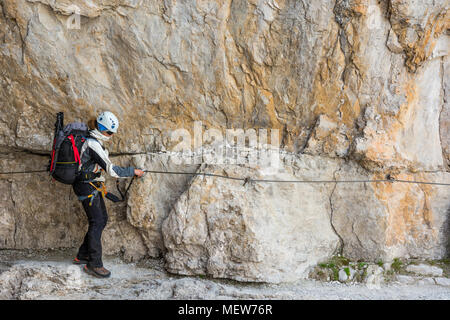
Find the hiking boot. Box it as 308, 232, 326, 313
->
73, 257, 89, 265
83, 265, 111, 278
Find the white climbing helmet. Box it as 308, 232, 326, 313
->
97, 111, 119, 133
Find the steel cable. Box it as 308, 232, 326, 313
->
0, 168, 449, 186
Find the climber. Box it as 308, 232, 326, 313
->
72, 111, 144, 278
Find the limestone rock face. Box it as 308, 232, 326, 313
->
0, 153, 84, 249
0, 0, 448, 158
0, 0, 449, 283
126, 153, 197, 257
162, 157, 341, 283
161, 154, 450, 281
331, 163, 450, 261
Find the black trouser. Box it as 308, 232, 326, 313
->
73, 181, 108, 268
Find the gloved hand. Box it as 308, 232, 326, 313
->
134, 169, 144, 177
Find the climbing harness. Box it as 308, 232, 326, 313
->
77, 182, 107, 206
75, 177, 136, 205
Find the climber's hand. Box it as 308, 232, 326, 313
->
134, 169, 144, 178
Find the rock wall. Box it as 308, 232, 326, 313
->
0, 0, 449, 283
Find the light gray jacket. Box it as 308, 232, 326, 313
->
78, 129, 134, 182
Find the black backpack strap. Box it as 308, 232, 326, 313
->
77, 171, 102, 182
75, 135, 102, 183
